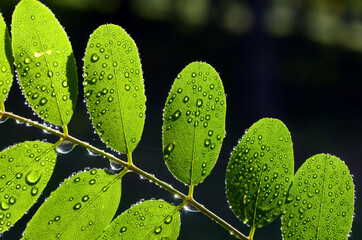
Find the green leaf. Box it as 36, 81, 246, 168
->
23, 169, 122, 240
12, 0, 78, 126
84, 24, 146, 154
225, 118, 294, 228
0, 12, 13, 103
98, 200, 181, 240
281, 154, 354, 239
162, 62, 226, 186
0, 141, 56, 233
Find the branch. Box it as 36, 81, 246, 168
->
2, 111, 248, 240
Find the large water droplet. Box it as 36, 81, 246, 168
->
154, 226, 162, 234
0, 115, 8, 124
56, 140, 76, 154
172, 110, 182, 120
0, 201, 9, 210
73, 203, 82, 210
196, 98, 203, 108
25, 170, 42, 186
109, 160, 123, 172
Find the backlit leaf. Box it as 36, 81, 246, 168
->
281, 154, 354, 239
23, 169, 122, 240
84, 24, 146, 154
162, 62, 226, 186
98, 200, 181, 240
226, 118, 294, 228
0, 141, 56, 233
12, 0, 78, 126
0, 12, 13, 103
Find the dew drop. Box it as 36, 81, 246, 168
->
0, 115, 8, 124
39, 98, 47, 106
24, 57, 31, 64
172, 110, 182, 120
82, 195, 90, 202
0, 201, 9, 211
62, 80, 68, 88
56, 140, 76, 154
164, 216, 172, 224
120, 226, 127, 233
196, 98, 203, 108
89, 179, 96, 185
91, 53, 100, 62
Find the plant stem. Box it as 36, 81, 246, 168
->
2, 111, 248, 240
249, 226, 256, 240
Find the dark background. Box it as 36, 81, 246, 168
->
0, 0, 361, 239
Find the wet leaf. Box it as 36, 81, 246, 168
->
225, 118, 294, 228
0, 12, 13, 103
0, 141, 56, 233
162, 62, 226, 186
12, 0, 78, 126
23, 169, 122, 240
281, 154, 354, 239
98, 200, 181, 240
84, 24, 146, 154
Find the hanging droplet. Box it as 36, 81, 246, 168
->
87, 149, 99, 156
0, 115, 8, 124
183, 204, 200, 213
56, 140, 76, 154
109, 160, 123, 172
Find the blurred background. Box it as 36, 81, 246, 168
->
0, 0, 361, 239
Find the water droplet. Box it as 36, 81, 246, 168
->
0, 115, 8, 124
0, 201, 9, 210
47, 71, 53, 77
8, 197, 16, 205
62, 80, 68, 88
120, 226, 127, 233
1, 66, 6, 72
154, 226, 162, 234
54, 216, 61, 221
82, 195, 90, 202
24, 57, 31, 64
172, 110, 182, 120
73, 203, 82, 210
183, 96, 189, 103
31, 186, 38, 196
39, 98, 47, 106
109, 160, 123, 172
196, 98, 203, 108
25, 170, 42, 186
89, 179, 96, 185
204, 139, 211, 147
56, 140, 76, 154
91, 53, 100, 62
124, 84, 131, 91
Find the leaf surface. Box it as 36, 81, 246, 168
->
98, 200, 181, 240
0, 141, 56, 233
12, 0, 78, 126
281, 154, 354, 239
84, 24, 146, 154
0, 13, 13, 103
225, 118, 294, 228
22, 169, 122, 240
162, 62, 226, 186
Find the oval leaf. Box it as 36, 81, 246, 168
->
84, 24, 146, 154
0, 12, 13, 103
226, 118, 294, 228
0, 141, 56, 233
162, 62, 226, 186
98, 200, 181, 239
23, 169, 122, 240
281, 154, 354, 239
12, 0, 78, 126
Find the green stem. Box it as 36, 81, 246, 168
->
2, 111, 248, 240
0, 102, 5, 113
188, 185, 194, 199
249, 226, 256, 240
127, 152, 133, 165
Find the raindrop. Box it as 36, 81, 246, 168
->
87, 149, 99, 156
165, 216, 173, 224
0, 115, 8, 124
0, 201, 9, 210
172, 110, 182, 120
120, 226, 127, 233
56, 140, 76, 154
82, 195, 90, 202
31, 186, 38, 196
183, 204, 200, 213
125, 84, 130, 91
39, 98, 47, 106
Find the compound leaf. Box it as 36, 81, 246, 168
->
23, 169, 122, 240
0, 12, 13, 103
98, 200, 181, 240
226, 118, 294, 228
84, 24, 146, 154
12, 0, 78, 126
0, 141, 56, 233
162, 62, 226, 186
281, 154, 354, 239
